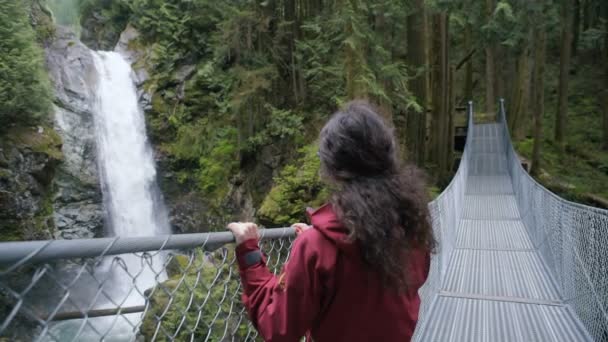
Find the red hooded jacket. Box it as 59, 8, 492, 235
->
235, 204, 430, 342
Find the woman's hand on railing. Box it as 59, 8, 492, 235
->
226, 222, 260, 245
292, 223, 312, 236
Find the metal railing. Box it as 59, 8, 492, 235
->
499, 99, 608, 341
0, 228, 295, 341
412, 101, 474, 340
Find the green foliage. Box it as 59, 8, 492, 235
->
247, 105, 304, 150
258, 144, 329, 226
0, 0, 53, 131
296, 1, 418, 112
197, 127, 239, 201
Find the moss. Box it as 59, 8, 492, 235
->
165, 254, 194, 278
32, 188, 55, 238
258, 144, 329, 226
428, 186, 441, 199
0, 220, 24, 241
4, 126, 63, 161
0, 168, 11, 179
30, 0, 56, 43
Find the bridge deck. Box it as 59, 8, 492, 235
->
415, 123, 592, 341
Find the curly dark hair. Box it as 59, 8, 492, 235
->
318, 100, 435, 291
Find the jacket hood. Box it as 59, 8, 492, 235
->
306, 204, 357, 255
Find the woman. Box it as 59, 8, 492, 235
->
227, 101, 434, 342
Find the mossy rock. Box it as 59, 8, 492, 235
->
4, 126, 63, 161
258, 144, 329, 226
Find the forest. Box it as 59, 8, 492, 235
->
0, 0, 607, 236
0, 1, 607, 341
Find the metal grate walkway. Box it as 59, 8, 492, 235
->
414, 117, 597, 340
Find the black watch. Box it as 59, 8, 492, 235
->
244, 250, 263, 266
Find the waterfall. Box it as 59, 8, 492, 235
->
92, 51, 169, 238
46, 52, 169, 341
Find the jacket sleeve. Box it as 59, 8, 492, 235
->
235, 235, 323, 342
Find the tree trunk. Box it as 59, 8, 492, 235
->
531, 22, 546, 176
429, 12, 449, 178
448, 65, 455, 171
572, 0, 580, 56
405, 0, 427, 165
603, 6, 608, 150
344, 0, 362, 99
485, 0, 497, 117
285, 0, 299, 104
464, 23, 474, 102
603, 89, 608, 150
495, 45, 506, 99
555, 0, 575, 149
508, 40, 532, 140
375, 8, 393, 122
583, 0, 590, 31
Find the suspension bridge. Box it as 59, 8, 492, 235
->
0, 99, 606, 341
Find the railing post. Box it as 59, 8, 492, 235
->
467, 100, 473, 124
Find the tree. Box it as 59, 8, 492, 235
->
0, 0, 52, 131
572, 0, 581, 56
428, 11, 450, 178
603, 2, 608, 150
343, 0, 366, 100
485, 0, 497, 116
464, 23, 474, 102
405, 0, 428, 165
555, 0, 575, 149
531, 1, 547, 176
508, 31, 532, 139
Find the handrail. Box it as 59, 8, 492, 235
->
0, 227, 296, 267
499, 98, 608, 341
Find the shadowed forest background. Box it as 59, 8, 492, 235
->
1, 0, 607, 242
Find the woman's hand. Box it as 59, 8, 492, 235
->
292, 223, 312, 236
226, 222, 260, 245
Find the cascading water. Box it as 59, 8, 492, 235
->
93, 51, 169, 240
92, 50, 169, 304
46, 52, 170, 341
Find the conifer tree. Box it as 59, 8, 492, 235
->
0, 0, 52, 130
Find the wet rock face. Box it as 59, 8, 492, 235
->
114, 25, 154, 110
46, 27, 104, 239
0, 139, 59, 240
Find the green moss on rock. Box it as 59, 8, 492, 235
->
258, 144, 329, 226
5, 126, 63, 161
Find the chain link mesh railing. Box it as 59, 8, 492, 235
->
499, 99, 608, 341
0, 228, 294, 341
412, 102, 474, 340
